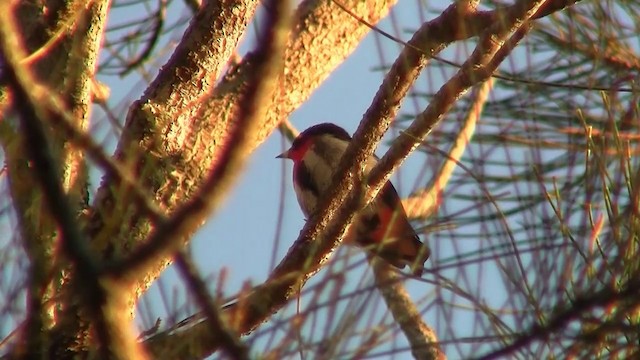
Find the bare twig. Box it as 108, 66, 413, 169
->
120, 0, 167, 76
174, 252, 249, 360
475, 278, 640, 360
403, 79, 494, 220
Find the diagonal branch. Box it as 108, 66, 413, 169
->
368, 1, 544, 200
108, 0, 291, 283
370, 259, 445, 360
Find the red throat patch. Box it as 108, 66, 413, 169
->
288, 137, 313, 162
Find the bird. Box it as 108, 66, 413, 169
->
277, 123, 430, 275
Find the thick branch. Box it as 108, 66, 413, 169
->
108, 0, 291, 283
89, 0, 259, 252
370, 260, 444, 360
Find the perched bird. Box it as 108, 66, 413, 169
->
277, 123, 430, 275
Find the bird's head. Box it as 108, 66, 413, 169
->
276, 123, 351, 163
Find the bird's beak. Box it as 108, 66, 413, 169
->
276, 150, 290, 159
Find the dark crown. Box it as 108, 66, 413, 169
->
297, 123, 351, 142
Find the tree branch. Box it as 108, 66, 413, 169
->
475, 277, 640, 360
0, 8, 111, 358
108, 0, 291, 283
370, 259, 445, 360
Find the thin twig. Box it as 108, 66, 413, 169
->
174, 252, 249, 359
403, 79, 494, 219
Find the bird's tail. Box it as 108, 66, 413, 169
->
373, 235, 430, 276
